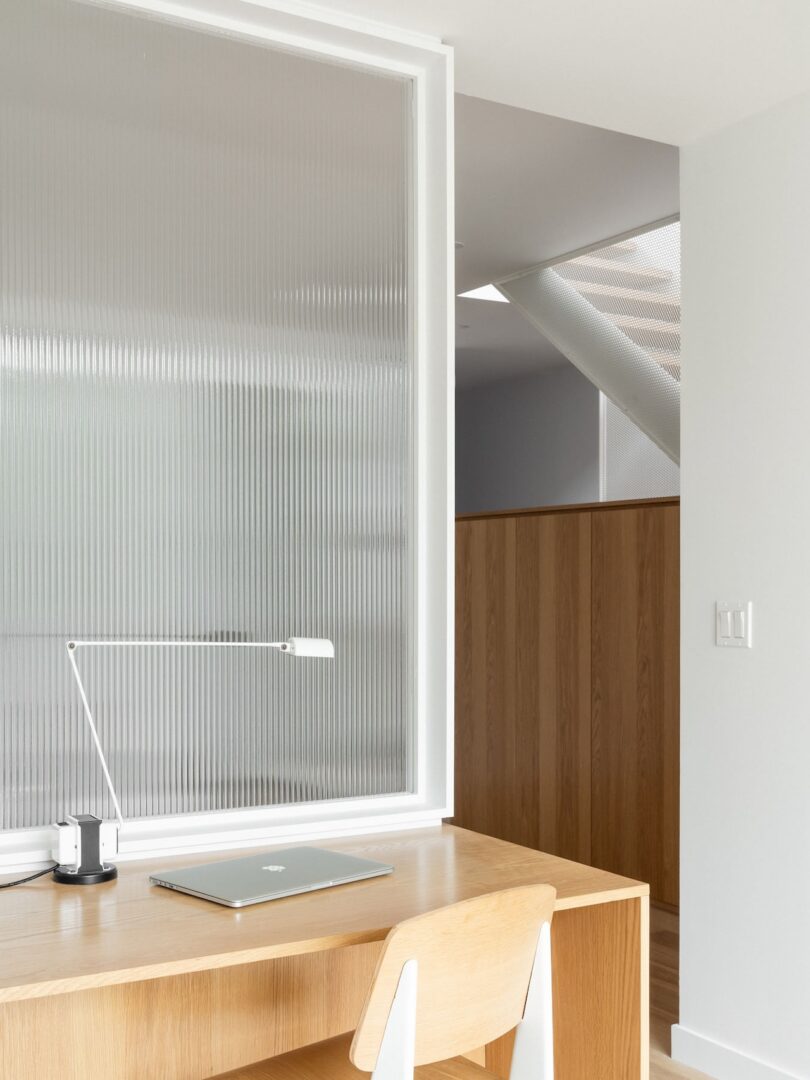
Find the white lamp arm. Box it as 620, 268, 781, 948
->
66, 643, 125, 829
64, 635, 335, 829
67, 638, 334, 657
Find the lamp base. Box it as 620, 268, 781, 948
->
53, 864, 118, 885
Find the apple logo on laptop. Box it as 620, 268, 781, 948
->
262, 865, 286, 872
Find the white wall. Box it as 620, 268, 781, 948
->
455, 363, 599, 513
676, 91, 810, 1080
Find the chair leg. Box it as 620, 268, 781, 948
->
508, 922, 554, 1080
372, 959, 418, 1080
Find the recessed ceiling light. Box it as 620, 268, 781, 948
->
458, 284, 509, 303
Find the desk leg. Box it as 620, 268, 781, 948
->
486, 897, 649, 1080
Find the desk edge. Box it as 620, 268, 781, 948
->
0, 884, 648, 1004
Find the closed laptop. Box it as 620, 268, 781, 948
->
150, 846, 394, 907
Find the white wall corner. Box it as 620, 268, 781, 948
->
672, 1025, 806, 1080
680, 87, 810, 1080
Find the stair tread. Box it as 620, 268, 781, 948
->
572, 281, 679, 306
564, 254, 671, 280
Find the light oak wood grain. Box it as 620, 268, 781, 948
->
0, 825, 646, 1004
486, 900, 698, 1080
351, 885, 555, 1068
484, 898, 646, 1080
0, 827, 648, 1080
214, 1033, 498, 1078
0, 901, 650, 1080
0, 946, 381, 1080
216, 887, 556, 1079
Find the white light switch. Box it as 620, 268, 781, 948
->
716, 601, 753, 648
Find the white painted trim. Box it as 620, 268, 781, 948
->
2, 810, 445, 873
598, 391, 608, 501
210, 0, 444, 51
1, 0, 454, 868
80, 0, 450, 74
672, 1025, 805, 1080
443, 44, 456, 818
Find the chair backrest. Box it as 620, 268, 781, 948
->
350, 884, 556, 1070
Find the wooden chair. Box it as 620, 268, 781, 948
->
216, 884, 556, 1080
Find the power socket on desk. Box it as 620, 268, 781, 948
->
51, 814, 119, 884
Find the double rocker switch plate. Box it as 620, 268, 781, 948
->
716, 600, 753, 648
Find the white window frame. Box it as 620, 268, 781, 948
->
0, 0, 454, 870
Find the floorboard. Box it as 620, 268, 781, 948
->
649, 905, 709, 1080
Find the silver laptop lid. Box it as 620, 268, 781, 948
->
150, 846, 393, 907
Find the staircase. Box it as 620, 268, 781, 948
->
499, 220, 681, 463
553, 224, 681, 382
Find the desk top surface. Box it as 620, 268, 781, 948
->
0, 825, 646, 1003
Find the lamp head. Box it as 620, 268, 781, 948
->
279, 637, 334, 658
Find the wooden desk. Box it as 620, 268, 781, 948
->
0, 826, 648, 1079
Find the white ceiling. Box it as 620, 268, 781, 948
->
455, 294, 566, 386
455, 93, 678, 386
305, 0, 810, 386
314, 0, 810, 146
455, 94, 678, 295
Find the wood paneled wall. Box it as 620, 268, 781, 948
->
454, 498, 679, 906
591, 504, 680, 904
455, 511, 592, 863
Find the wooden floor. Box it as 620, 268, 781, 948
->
649, 906, 709, 1080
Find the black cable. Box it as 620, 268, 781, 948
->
0, 863, 58, 889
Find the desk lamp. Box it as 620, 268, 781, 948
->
54, 636, 335, 885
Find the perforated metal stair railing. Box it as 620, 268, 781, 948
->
499, 220, 681, 465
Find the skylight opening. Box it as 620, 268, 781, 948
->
457, 283, 509, 302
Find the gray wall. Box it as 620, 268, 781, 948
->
456, 363, 599, 514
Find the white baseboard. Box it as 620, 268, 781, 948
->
671, 1025, 805, 1080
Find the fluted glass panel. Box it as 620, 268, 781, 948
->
0, 0, 414, 828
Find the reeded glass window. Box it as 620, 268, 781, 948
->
0, 0, 414, 828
